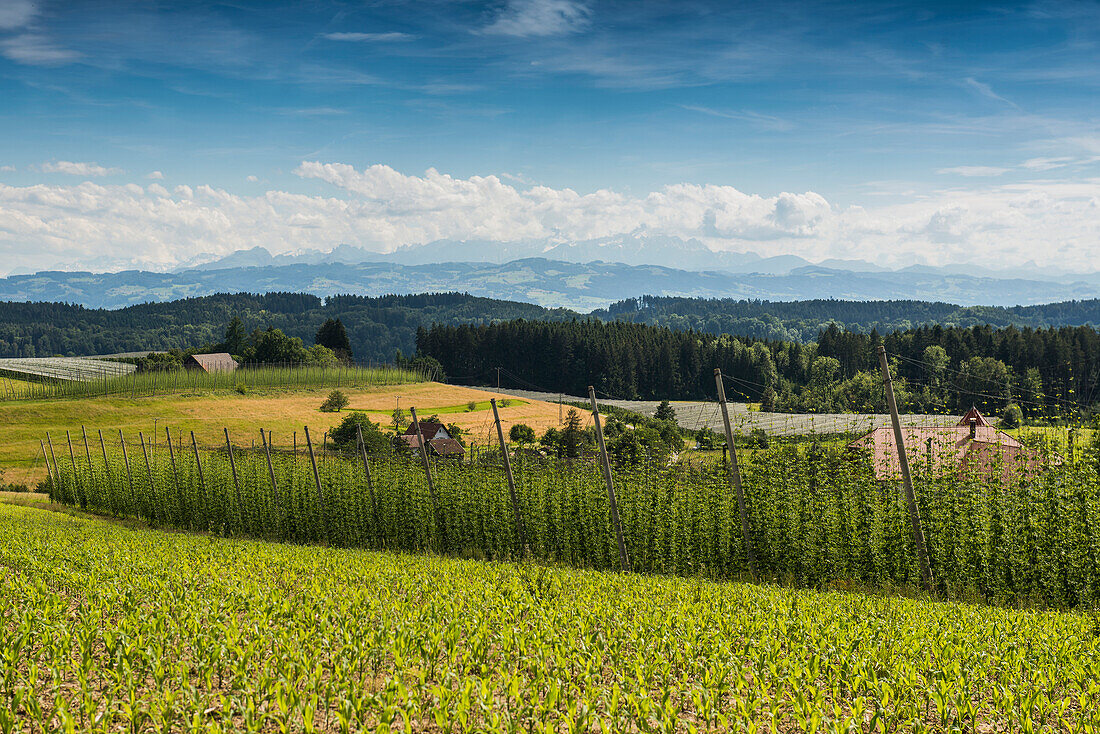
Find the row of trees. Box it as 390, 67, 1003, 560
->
0, 292, 562, 362
419, 319, 1100, 418
127, 317, 355, 370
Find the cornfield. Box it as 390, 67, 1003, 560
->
48, 429, 1100, 607
2, 502, 1099, 733
0, 362, 431, 402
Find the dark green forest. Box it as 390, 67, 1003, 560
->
3, 292, 1099, 362
594, 296, 1100, 343
0, 293, 571, 363
419, 319, 1100, 418
3, 292, 1099, 417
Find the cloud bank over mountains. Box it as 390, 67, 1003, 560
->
0, 162, 1097, 275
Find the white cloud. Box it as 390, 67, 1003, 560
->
38, 161, 124, 177
0, 0, 36, 30
322, 32, 416, 42
145, 170, 164, 180
1021, 157, 1075, 171
482, 0, 590, 37
246, 175, 259, 182
0, 165, 14, 172
936, 166, 1011, 177
0, 34, 78, 65
1, 164, 1099, 274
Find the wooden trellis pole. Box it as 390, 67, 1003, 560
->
588, 386, 630, 573
224, 428, 243, 526
46, 434, 61, 501
260, 428, 282, 520
355, 425, 380, 544
491, 398, 526, 553
65, 430, 85, 509
40, 440, 55, 499
165, 426, 182, 514
714, 368, 758, 579
303, 425, 326, 507
138, 432, 157, 522
190, 431, 207, 513
81, 425, 93, 474
409, 407, 445, 548
877, 345, 934, 591
119, 430, 135, 509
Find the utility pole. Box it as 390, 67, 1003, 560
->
714, 368, 757, 579
496, 366, 501, 390
877, 345, 933, 591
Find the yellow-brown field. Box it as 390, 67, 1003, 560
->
0, 382, 590, 486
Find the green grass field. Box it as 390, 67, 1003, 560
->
2, 501, 1098, 732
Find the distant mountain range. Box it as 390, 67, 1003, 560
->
2, 253, 1099, 311
176, 235, 1089, 283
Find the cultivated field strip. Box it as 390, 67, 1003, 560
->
49, 435, 1098, 607
2, 502, 1099, 732
489, 387, 958, 435
0, 356, 136, 382
0, 362, 431, 401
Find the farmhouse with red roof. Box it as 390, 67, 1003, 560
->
848, 408, 1048, 482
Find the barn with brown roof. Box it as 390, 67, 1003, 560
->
184, 353, 238, 373
848, 407, 1048, 482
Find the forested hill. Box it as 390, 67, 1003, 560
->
3, 291, 1100, 365
593, 297, 1100, 343
0, 293, 574, 362
419, 319, 1100, 417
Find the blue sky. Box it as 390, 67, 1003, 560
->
0, 0, 1098, 273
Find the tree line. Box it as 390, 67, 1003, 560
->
594, 296, 1100, 343
418, 319, 1100, 419
4, 292, 1098, 362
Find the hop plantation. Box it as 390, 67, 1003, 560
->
46, 428, 1100, 606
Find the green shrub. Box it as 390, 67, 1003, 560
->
320, 390, 350, 413
509, 423, 536, 444
327, 412, 390, 452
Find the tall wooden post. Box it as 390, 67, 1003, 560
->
588, 386, 630, 573
356, 425, 380, 544
138, 432, 157, 522
224, 428, 243, 527
190, 431, 208, 526
410, 407, 445, 548
81, 425, 93, 473
46, 433, 63, 504
303, 425, 326, 507
491, 398, 527, 553
877, 345, 933, 590
97, 430, 111, 478
165, 426, 183, 519
714, 368, 758, 579
260, 429, 282, 525
119, 430, 135, 510
40, 440, 55, 500
65, 430, 85, 509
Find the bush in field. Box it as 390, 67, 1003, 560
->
1001, 403, 1024, 429
466, 401, 478, 412
320, 390, 350, 412
328, 412, 390, 452
509, 423, 536, 444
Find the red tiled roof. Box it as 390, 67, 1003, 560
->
403, 421, 448, 439
186, 353, 238, 372
427, 438, 465, 456
847, 416, 1045, 481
